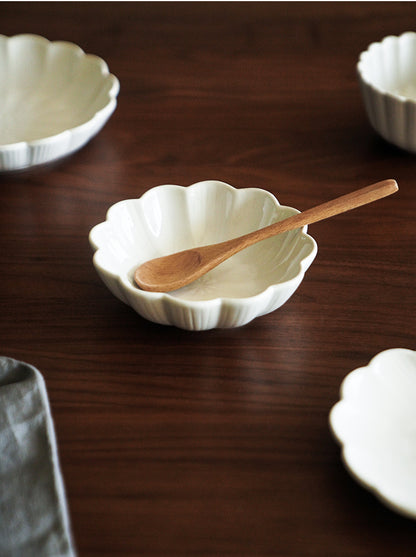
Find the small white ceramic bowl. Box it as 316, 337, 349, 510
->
0, 34, 119, 171
330, 348, 416, 519
357, 31, 416, 152
89, 180, 317, 330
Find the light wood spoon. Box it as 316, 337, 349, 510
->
134, 179, 398, 292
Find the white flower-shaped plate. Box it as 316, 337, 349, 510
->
89, 180, 317, 331
330, 348, 416, 519
0, 34, 119, 171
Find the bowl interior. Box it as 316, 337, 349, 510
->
0, 35, 116, 145
95, 182, 316, 302
359, 32, 416, 98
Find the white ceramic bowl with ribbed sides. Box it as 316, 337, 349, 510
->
0, 34, 119, 171
89, 180, 317, 330
330, 348, 416, 519
357, 32, 416, 152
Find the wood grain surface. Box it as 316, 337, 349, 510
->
0, 2, 415, 556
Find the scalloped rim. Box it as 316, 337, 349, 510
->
0, 34, 119, 168
357, 31, 416, 105
89, 181, 318, 307
329, 348, 416, 519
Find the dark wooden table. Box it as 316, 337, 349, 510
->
1, 2, 415, 556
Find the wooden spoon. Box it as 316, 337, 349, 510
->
134, 179, 398, 292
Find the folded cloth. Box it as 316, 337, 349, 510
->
0, 357, 76, 557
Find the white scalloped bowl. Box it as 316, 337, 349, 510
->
358, 31, 416, 152
89, 180, 317, 330
0, 34, 119, 171
330, 348, 416, 519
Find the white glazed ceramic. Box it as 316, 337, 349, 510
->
358, 31, 416, 152
0, 34, 119, 171
89, 180, 317, 330
330, 348, 416, 519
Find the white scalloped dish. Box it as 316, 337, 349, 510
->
0, 34, 119, 171
89, 180, 317, 330
357, 31, 416, 152
330, 348, 416, 519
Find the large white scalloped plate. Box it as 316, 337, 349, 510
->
330, 348, 416, 519
0, 34, 119, 171
89, 180, 317, 330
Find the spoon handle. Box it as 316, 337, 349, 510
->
284, 178, 398, 229
232, 179, 398, 251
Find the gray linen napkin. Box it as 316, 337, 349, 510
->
0, 357, 76, 557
